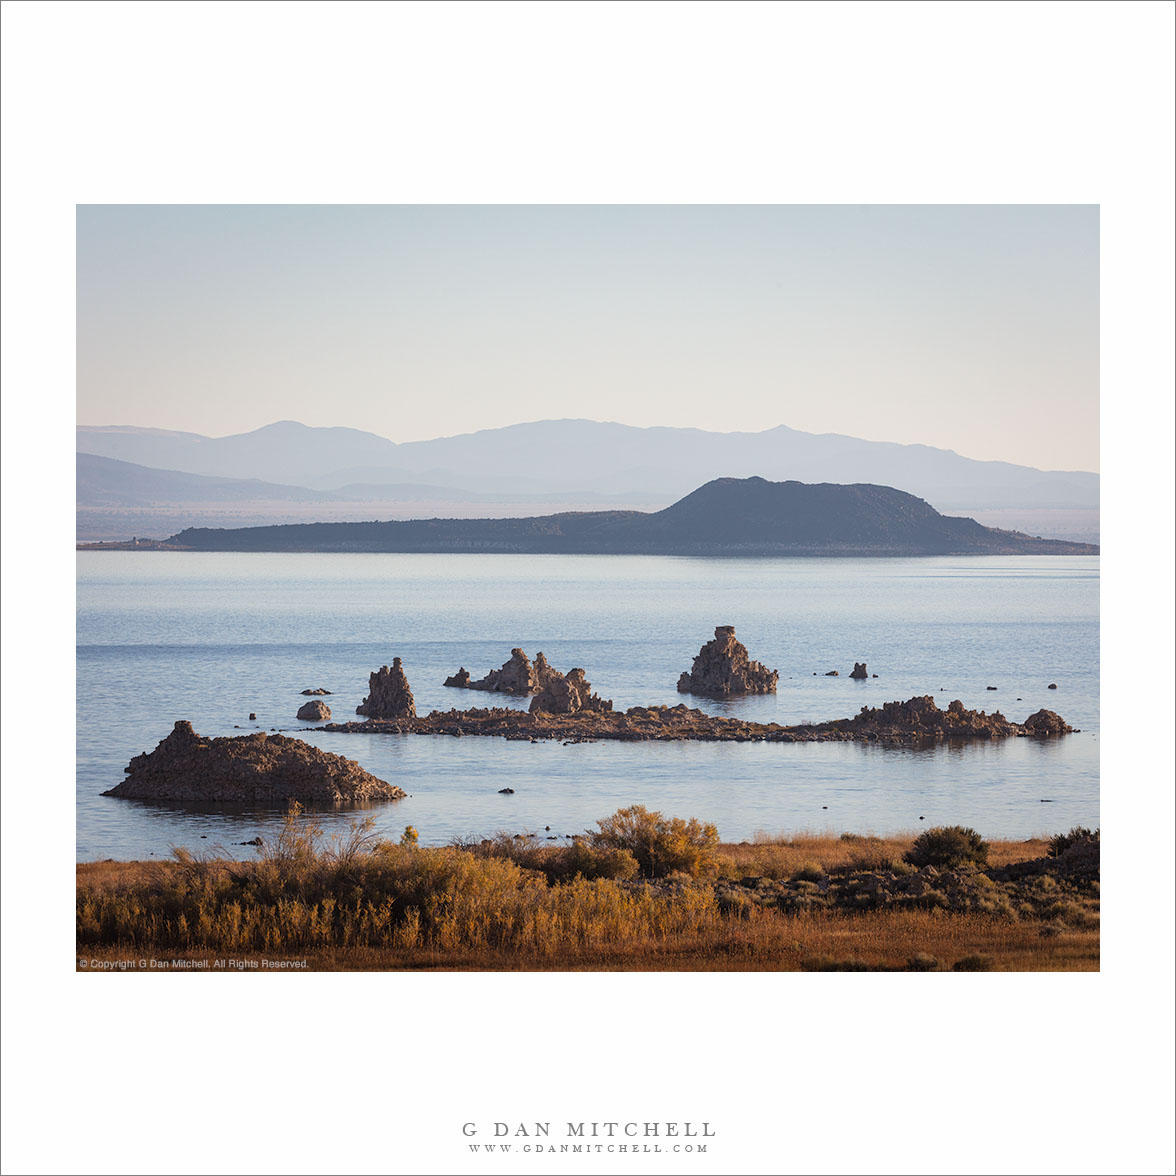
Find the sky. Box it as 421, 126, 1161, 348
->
76, 204, 1100, 472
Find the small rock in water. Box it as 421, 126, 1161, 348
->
239, 837, 263, 846
249, 713, 257, 720
849, 662, 868, 680
986, 686, 998, 691
300, 688, 332, 696
498, 787, 515, 795
296, 700, 331, 721
1048, 683, 1058, 690
825, 670, 839, 676
1039, 799, 1054, 803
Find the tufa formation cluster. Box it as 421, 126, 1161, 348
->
677, 626, 779, 698
356, 658, 417, 720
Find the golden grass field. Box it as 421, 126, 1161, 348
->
76, 809, 1099, 972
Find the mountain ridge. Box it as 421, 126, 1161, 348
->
76, 418, 1099, 512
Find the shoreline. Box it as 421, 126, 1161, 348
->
76, 541, 1100, 556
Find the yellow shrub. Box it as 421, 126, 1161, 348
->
590, 805, 720, 878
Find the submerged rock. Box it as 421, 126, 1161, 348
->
300, 688, 332, 696
296, 699, 331, 721
530, 666, 613, 715
356, 658, 417, 719
677, 626, 779, 698
103, 720, 404, 804
850, 663, 868, 680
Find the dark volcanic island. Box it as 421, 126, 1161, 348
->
156, 477, 1100, 556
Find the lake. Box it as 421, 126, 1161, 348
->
76, 552, 1099, 860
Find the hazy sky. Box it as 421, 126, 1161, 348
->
77, 205, 1099, 471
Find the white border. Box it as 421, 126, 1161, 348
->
3, 3, 1174, 1175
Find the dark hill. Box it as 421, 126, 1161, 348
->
162, 478, 1099, 556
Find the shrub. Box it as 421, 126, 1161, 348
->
590, 805, 720, 878
847, 849, 897, 872
952, 953, 993, 972
400, 825, 419, 846
562, 839, 639, 882
904, 826, 989, 869
1048, 826, 1099, 858
791, 863, 825, 883
457, 832, 638, 884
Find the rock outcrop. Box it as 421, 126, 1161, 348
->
529, 666, 613, 715
1022, 708, 1071, 736
444, 648, 544, 694
296, 699, 331, 721
356, 658, 417, 719
322, 694, 1075, 746
103, 720, 405, 804
850, 663, 868, 679
677, 626, 779, 697
323, 695, 1074, 746
837, 697, 1073, 741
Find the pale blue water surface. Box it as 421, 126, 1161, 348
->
76, 553, 1099, 860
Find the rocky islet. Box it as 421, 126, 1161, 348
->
676, 626, 780, 698
444, 648, 541, 694
356, 658, 417, 719
104, 720, 405, 804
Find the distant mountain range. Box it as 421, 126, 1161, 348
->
74, 452, 670, 541
162, 477, 1099, 557
77, 452, 668, 509
77, 418, 1099, 512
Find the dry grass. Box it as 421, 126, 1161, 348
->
75, 908, 1098, 972
75, 811, 1095, 972
721, 832, 1048, 877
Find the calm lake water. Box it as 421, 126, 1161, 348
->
76, 553, 1099, 860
